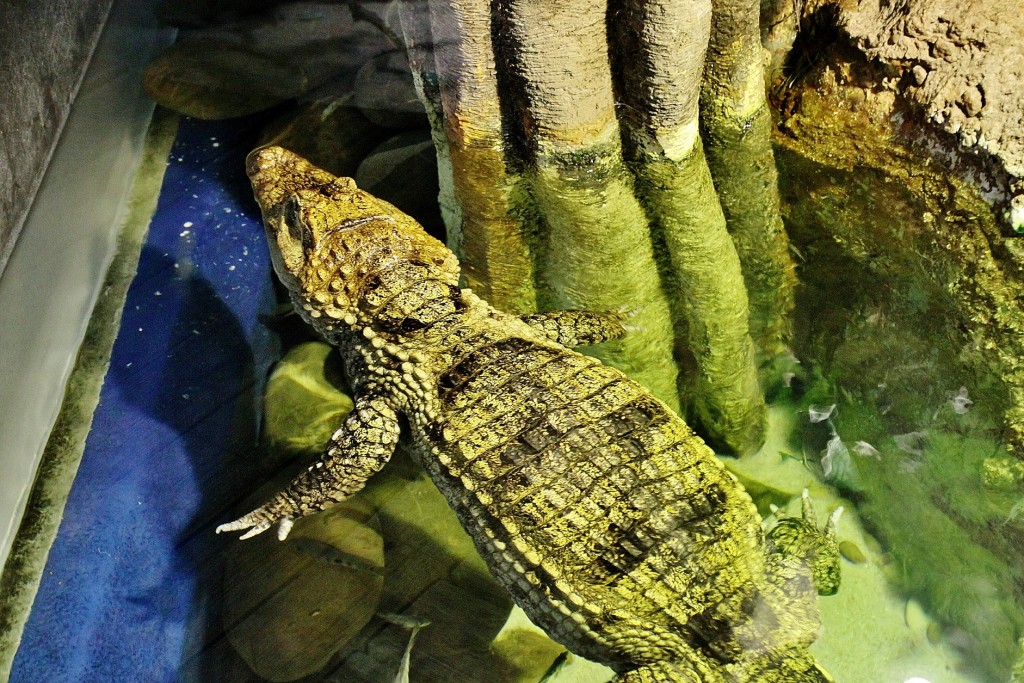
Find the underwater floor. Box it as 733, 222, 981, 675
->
4, 111, 1021, 683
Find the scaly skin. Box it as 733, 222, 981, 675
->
218, 146, 841, 682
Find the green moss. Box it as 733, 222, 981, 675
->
774, 59, 1024, 456
531, 150, 682, 414
636, 144, 767, 455
782, 206, 1021, 669
853, 413, 1020, 680
771, 80, 1024, 674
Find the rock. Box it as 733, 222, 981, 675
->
144, 41, 301, 119
911, 64, 928, 85
223, 495, 385, 681
143, 3, 392, 119
1013, 638, 1024, 682
329, 468, 516, 681
259, 98, 392, 178
382, 0, 406, 42
961, 85, 984, 117
355, 130, 444, 236
353, 50, 427, 130
903, 597, 929, 634
1011, 193, 1024, 233
262, 341, 353, 462
808, 0, 1024, 184
838, 540, 867, 564
981, 456, 1024, 494
931, 36, 955, 59
155, 0, 285, 28
489, 627, 567, 683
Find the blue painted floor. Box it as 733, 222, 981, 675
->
13, 115, 281, 682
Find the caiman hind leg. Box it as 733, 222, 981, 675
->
519, 309, 633, 347
216, 391, 400, 540
722, 492, 839, 683
766, 489, 843, 596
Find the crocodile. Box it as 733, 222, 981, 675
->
218, 146, 842, 682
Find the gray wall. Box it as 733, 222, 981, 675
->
0, 0, 115, 276
0, 0, 172, 570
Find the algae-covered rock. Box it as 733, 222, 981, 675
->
837, 540, 866, 564
262, 341, 353, 460
488, 627, 567, 683
258, 99, 392, 179
981, 456, 1024, 494
223, 494, 384, 682
1013, 639, 1024, 683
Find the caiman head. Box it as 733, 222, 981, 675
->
245, 145, 461, 333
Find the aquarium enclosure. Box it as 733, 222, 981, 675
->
1, 0, 1022, 681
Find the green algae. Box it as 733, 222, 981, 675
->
775, 59, 1024, 457
822, 400, 1021, 681
775, 144, 1024, 679
701, 106, 797, 363
701, 0, 797, 363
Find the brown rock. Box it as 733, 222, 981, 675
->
931, 36, 956, 59
961, 85, 984, 117
223, 496, 384, 681
815, 0, 1024, 182
353, 50, 427, 130
143, 3, 392, 119
259, 99, 392, 178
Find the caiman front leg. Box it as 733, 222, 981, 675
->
217, 391, 400, 541
519, 309, 633, 347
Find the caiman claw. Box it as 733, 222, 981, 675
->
216, 508, 294, 541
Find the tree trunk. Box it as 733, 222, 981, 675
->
398, 0, 788, 455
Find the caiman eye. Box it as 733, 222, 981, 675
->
275, 195, 312, 274
284, 195, 314, 250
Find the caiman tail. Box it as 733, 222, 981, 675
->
613, 648, 835, 683
613, 661, 716, 683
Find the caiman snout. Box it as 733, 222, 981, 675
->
246, 145, 341, 213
